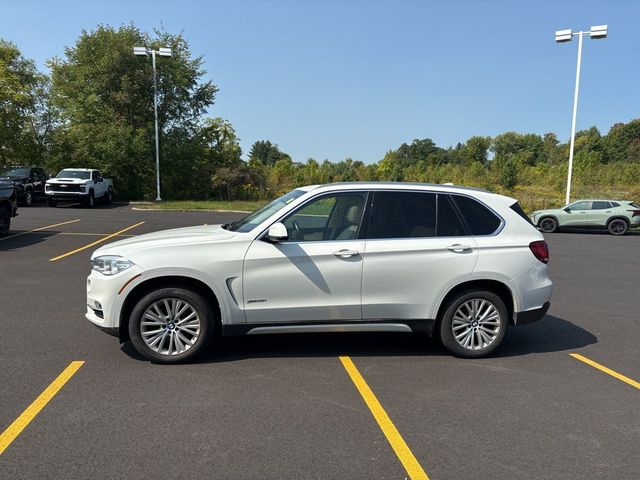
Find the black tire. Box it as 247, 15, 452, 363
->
538, 217, 558, 233
86, 190, 95, 208
129, 287, 214, 364
439, 289, 509, 358
607, 218, 628, 236
23, 190, 33, 207
104, 187, 113, 204
47, 198, 57, 207
0, 208, 10, 235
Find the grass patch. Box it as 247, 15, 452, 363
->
134, 200, 265, 212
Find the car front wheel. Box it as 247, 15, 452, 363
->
538, 217, 558, 233
439, 290, 508, 358
129, 287, 214, 363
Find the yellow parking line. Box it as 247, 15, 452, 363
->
57, 232, 135, 237
0, 361, 84, 455
49, 221, 145, 262
0, 219, 81, 242
339, 356, 429, 480
571, 353, 640, 390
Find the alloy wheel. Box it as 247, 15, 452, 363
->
140, 298, 201, 356
451, 298, 501, 351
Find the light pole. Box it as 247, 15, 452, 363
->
555, 25, 607, 205
134, 46, 172, 202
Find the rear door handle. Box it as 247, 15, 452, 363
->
447, 244, 472, 253
333, 249, 360, 258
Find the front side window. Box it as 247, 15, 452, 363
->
452, 195, 502, 235
368, 191, 436, 239
283, 192, 367, 241
569, 201, 590, 211
227, 189, 306, 233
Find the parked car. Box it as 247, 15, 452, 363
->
86, 182, 553, 363
0, 179, 18, 235
46, 168, 113, 208
531, 199, 640, 235
0, 166, 48, 206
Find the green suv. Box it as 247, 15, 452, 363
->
531, 200, 640, 235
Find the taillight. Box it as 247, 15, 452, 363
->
529, 240, 549, 264
627, 210, 640, 217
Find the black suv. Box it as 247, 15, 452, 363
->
0, 166, 48, 207
0, 179, 18, 235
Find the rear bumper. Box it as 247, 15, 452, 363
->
514, 302, 550, 326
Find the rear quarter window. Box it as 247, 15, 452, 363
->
451, 195, 502, 235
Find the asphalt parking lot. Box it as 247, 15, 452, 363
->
1, 203, 638, 480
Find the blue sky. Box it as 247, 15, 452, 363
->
1, 0, 638, 163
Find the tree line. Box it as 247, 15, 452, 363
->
1, 24, 638, 209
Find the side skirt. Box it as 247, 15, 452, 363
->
221, 319, 435, 337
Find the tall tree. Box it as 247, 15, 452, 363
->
0, 39, 50, 168
248, 140, 290, 166
48, 24, 218, 199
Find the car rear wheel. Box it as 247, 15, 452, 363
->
104, 188, 113, 204
439, 290, 508, 358
607, 218, 628, 236
129, 287, 214, 363
538, 217, 558, 233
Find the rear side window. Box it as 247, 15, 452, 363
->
611, 202, 621, 207
592, 201, 610, 210
437, 195, 467, 236
368, 191, 436, 239
452, 195, 502, 235
509, 201, 534, 226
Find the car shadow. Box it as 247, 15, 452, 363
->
49, 202, 126, 210
0, 230, 57, 250
120, 314, 597, 364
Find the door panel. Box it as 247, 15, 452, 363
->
242, 190, 368, 324
563, 201, 590, 226
243, 239, 364, 323
362, 237, 478, 320
361, 191, 478, 320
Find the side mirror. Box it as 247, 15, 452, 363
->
564, 207, 571, 213
266, 222, 288, 242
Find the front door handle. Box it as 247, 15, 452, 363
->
447, 244, 472, 253
333, 249, 360, 258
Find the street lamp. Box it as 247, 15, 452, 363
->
555, 25, 607, 205
134, 46, 173, 202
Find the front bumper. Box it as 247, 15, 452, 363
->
47, 191, 88, 201
86, 265, 144, 331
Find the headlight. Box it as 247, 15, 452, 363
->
91, 255, 134, 275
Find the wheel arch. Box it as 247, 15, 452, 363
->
606, 215, 629, 226
537, 214, 559, 227
118, 275, 223, 343
434, 279, 516, 329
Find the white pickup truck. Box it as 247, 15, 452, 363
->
46, 168, 113, 208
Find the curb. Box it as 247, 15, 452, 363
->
131, 207, 250, 213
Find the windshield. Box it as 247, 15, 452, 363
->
1, 168, 30, 178
57, 170, 91, 180
226, 189, 307, 233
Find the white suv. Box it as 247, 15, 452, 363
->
86, 183, 553, 363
